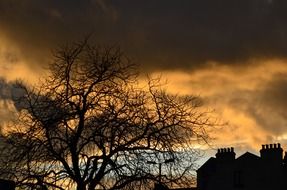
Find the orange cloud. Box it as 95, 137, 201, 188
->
149, 59, 287, 155
0, 33, 45, 83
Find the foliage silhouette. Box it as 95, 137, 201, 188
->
0, 39, 213, 190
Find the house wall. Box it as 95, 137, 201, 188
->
197, 144, 287, 190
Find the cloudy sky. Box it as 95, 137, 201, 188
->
1, 0, 287, 158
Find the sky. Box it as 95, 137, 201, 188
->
1, 0, 287, 159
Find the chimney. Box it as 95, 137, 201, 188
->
216, 147, 236, 162
282, 151, 287, 166
260, 143, 283, 164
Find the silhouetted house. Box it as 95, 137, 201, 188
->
197, 143, 287, 190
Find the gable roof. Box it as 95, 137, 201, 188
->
235, 151, 260, 167
198, 152, 260, 172
197, 157, 216, 172
237, 152, 260, 161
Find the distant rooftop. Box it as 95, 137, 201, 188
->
197, 143, 287, 190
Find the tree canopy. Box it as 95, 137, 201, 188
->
0, 39, 213, 190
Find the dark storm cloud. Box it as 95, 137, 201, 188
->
0, 78, 26, 110
1, 0, 287, 70
0, 78, 14, 100
0, 78, 27, 127
0, 0, 115, 65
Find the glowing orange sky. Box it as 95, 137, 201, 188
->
2, 0, 287, 160
150, 60, 287, 153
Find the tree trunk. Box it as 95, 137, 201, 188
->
88, 181, 97, 190
77, 182, 86, 190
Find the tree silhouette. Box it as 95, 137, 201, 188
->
0, 39, 212, 190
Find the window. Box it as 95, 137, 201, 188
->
234, 171, 244, 188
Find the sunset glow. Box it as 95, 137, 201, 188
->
1, 0, 287, 163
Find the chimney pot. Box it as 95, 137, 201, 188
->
260, 143, 283, 163
231, 147, 234, 152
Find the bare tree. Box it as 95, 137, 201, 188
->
0, 39, 213, 190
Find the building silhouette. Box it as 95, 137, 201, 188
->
197, 143, 287, 190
